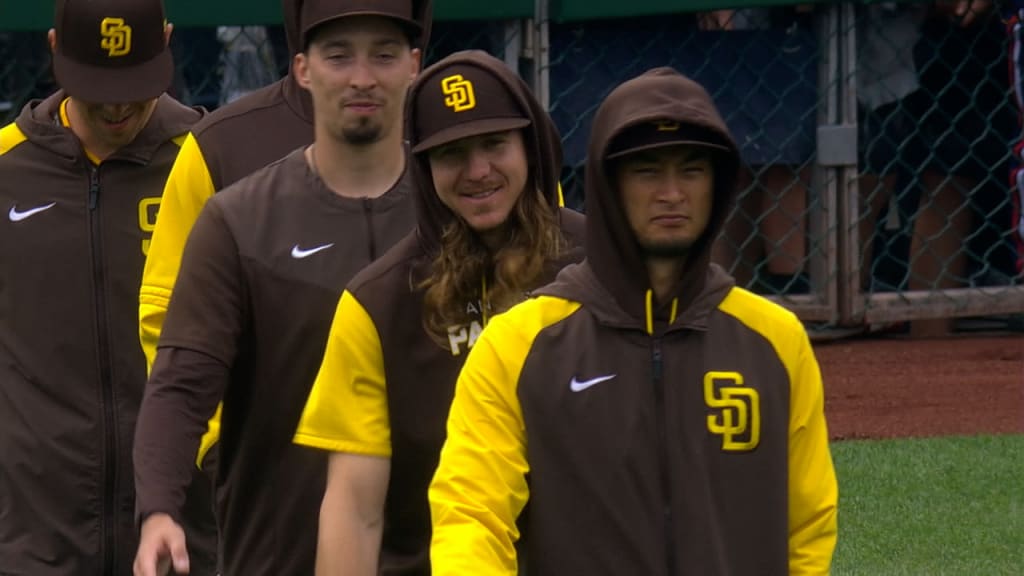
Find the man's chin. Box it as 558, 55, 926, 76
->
99, 132, 138, 151
340, 121, 383, 146
641, 240, 692, 258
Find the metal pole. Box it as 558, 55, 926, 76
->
809, 2, 841, 325
503, 20, 522, 74
838, 1, 863, 326
533, 0, 550, 110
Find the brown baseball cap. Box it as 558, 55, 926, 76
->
52, 0, 173, 104
300, 0, 422, 49
410, 63, 531, 153
606, 120, 731, 160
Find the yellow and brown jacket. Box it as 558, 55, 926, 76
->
133, 147, 417, 575
0, 92, 215, 576
429, 68, 838, 576
294, 51, 585, 575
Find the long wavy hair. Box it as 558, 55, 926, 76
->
420, 173, 564, 346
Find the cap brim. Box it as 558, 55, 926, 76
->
53, 48, 173, 104
605, 139, 730, 160
304, 12, 423, 46
413, 117, 531, 153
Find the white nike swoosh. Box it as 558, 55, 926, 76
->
291, 243, 335, 259
9, 202, 57, 222
570, 374, 617, 392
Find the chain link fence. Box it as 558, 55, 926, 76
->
840, 2, 1023, 334
3, 1, 1022, 333
0, 20, 520, 122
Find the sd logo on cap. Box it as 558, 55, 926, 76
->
411, 62, 531, 153
441, 74, 476, 113
51, 0, 173, 103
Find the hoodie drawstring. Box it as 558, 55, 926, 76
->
645, 289, 679, 336
645, 290, 654, 336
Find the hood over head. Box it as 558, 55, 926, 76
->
584, 67, 740, 323
405, 50, 563, 255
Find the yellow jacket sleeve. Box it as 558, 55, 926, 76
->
718, 288, 837, 574
787, 328, 839, 575
429, 298, 582, 576
294, 290, 391, 456
0, 123, 27, 155
139, 132, 216, 372
140, 133, 221, 466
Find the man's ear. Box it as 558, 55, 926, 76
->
164, 22, 174, 46
47, 29, 57, 53
409, 48, 422, 80
294, 52, 312, 90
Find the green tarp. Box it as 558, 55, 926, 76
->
1, 0, 836, 31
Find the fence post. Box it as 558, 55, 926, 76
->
809, 2, 843, 325
837, 1, 863, 326
503, 20, 522, 76
532, 0, 550, 110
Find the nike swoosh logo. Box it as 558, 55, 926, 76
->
291, 243, 335, 259
9, 202, 57, 222
570, 374, 617, 392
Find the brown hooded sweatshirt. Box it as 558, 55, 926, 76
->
0, 92, 216, 576
293, 50, 585, 575
429, 68, 838, 576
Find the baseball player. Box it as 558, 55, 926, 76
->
0, 0, 215, 574
131, 2, 429, 574
429, 68, 838, 575
292, 50, 585, 575
139, 0, 431, 369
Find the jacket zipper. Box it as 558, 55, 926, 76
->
88, 167, 117, 572
363, 198, 377, 260
651, 337, 677, 575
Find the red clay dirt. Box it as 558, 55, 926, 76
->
814, 335, 1024, 440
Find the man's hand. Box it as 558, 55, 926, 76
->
697, 10, 734, 31
134, 513, 190, 576
935, 0, 993, 28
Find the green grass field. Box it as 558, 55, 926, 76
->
830, 435, 1024, 576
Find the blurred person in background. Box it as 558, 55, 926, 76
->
703, 6, 816, 296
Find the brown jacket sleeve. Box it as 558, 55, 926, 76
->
133, 200, 245, 524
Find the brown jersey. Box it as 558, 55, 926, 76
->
0, 92, 215, 576
133, 148, 416, 575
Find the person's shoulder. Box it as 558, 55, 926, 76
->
150, 94, 204, 141
489, 293, 583, 343
0, 121, 29, 157
716, 286, 807, 341
190, 79, 294, 142
2, 92, 72, 161
207, 148, 303, 207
